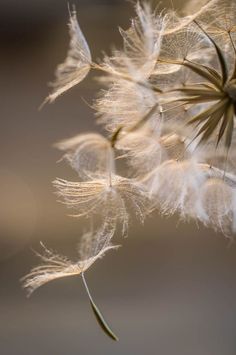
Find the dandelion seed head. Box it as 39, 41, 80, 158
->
27, 0, 236, 303
52, 0, 236, 235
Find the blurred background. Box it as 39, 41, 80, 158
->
1, 0, 236, 354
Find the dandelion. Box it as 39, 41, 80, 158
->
25, 0, 236, 341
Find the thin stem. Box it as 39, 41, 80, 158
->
81, 273, 118, 341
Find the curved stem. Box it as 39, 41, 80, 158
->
81, 273, 118, 341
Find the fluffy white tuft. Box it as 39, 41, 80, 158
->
55, 133, 112, 179
45, 8, 91, 104
22, 242, 117, 296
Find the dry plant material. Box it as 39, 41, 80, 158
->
24, 0, 236, 341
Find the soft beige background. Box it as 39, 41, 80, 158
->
1, 1, 236, 354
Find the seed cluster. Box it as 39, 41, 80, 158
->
23, 0, 236, 340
